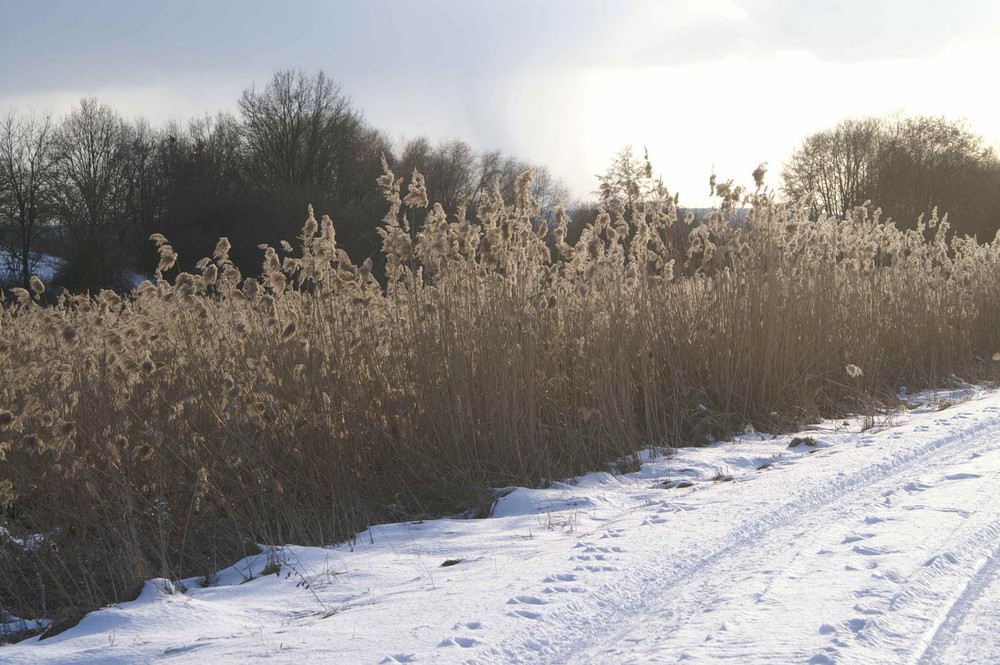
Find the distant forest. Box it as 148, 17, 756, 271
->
0, 70, 572, 292
2, 69, 1000, 292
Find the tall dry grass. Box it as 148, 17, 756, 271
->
3, 159, 1000, 631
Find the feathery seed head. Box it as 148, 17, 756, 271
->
11, 288, 31, 305
214, 237, 231, 261
29, 275, 45, 297
203, 264, 218, 285
752, 162, 767, 189
267, 271, 287, 292
243, 278, 259, 300
302, 208, 319, 238
404, 169, 429, 209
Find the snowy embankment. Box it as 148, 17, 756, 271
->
0, 249, 148, 289
0, 249, 65, 284
6, 388, 1000, 663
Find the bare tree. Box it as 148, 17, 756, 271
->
53, 98, 137, 287
0, 111, 59, 288
398, 139, 569, 225
330, 125, 396, 261
526, 165, 569, 221
781, 117, 883, 219
239, 69, 360, 192
874, 116, 1000, 238
595, 145, 671, 215
425, 139, 477, 213
782, 115, 1000, 238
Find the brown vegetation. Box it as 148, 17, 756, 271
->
2, 160, 1000, 631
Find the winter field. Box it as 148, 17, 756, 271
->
4, 385, 1000, 664
5, 164, 1000, 662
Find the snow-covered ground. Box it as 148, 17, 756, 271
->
0, 248, 65, 284
0, 248, 148, 290
5, 388, 1000, 663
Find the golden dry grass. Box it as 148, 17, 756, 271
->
3, 160, 1000, 628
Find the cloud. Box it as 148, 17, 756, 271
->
3, 0, 999, 208
0, 77, 244, 125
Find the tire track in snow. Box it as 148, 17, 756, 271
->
581, 437, 1000, 664
482, 398, 1000, 664
913, 522, 1000, 665
794, 458, 1000, 664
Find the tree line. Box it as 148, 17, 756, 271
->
0, 70, 569, 291
3, 68, 999, 292
782, 115, 1000, 238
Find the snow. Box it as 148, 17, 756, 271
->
0, 248, 148, 290
5, 388, 1000, 663
0, 248, 65, 284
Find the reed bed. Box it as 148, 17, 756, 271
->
3, 161, 1000, 630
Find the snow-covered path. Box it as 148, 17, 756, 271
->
562, 403, 1000, 664
5, 389, 1000, 664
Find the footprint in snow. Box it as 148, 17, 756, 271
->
853, 603, 884, 616
438, 637, 478, 648
924, 552, 960, 567
601, 529, 626, 538
508, 609, 543, 620
507, 595, 549, 605
903, 481, 933, 492
452, 621, 482, 630
842, 533, 876, 544
163, 644, 209, 656
872, 569, 906, 584
575, 543, 625, 554
575, 564, 617, 573
852, 544, 896, 556
543, 585, 587, 594
809, 650, 838, 664
543, 573, 577, 583
657, 502, 701, 513
943, 472, 981, 481
846, 617, 868, 633
525, 638, 550, 651
380, 654, 418, 664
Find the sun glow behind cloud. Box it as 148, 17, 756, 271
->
505, 40, 1000, 207
2, 1, 999, 208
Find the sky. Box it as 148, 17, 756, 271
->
2, 0, 999, 206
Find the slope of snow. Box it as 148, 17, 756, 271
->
1, 248, 149, 291
5, 389, 1000, 663
0, 249, 65, 284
